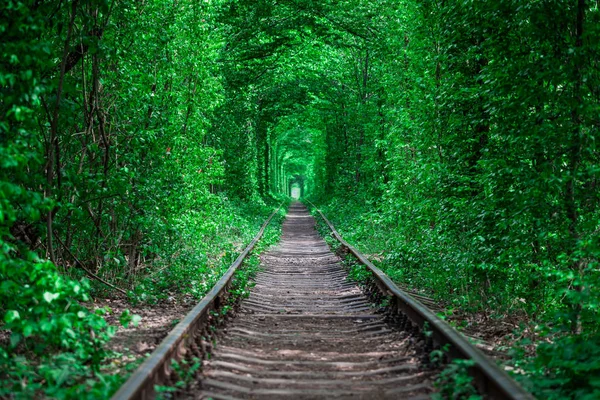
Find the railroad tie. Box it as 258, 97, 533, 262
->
195, 203, 434, 399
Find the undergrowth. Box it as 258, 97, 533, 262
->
151, 202, 286, 397
433, 359, 482, 400
0, 199, 286, 399
124, 198, 285, 304
308, 197, 600, 399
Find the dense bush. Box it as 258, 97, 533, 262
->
1, 0, 284, 396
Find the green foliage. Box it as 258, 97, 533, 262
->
230, 207, 285, 301
1, 261, 112, 357
433, 359, 481, 400
300, 1, 599, 397
0, 251, 119, 398
343, 256, 372, 285
1, 0, 286, 396
430, 344, 451, 369
2, 0, 600, 397
518, 332, 600, 400
130, 199, 280, 303
118, 309, 142, 329
155, 357, 202, 398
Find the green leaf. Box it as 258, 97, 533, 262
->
40, 320, 53, 332
4, 310, 20, 323
131, 314, 142, 327
119, 309, 132, 328
43, 292, 59, 303
23, 323, 34, 337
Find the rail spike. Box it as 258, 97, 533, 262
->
305, 199, 534, 400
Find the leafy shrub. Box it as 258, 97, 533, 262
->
524, 333, 600, 400
0, 251, 117, 397
433, 359, 481, 400
2, 257, 113, 359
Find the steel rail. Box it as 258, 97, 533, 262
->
111, 202, 284, 400
306, 200, 534, 400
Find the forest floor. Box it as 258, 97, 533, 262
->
94, 297, 193, 375
447, 311, 535, 360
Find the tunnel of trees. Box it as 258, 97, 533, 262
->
1, 0, 599, 398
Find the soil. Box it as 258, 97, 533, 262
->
446, 310, 540, 362
93, 297, 192, 373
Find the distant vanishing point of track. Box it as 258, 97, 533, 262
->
193, 203, 434, 399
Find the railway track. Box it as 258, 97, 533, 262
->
194, 202, 433, 399
112, 202, 533, 400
